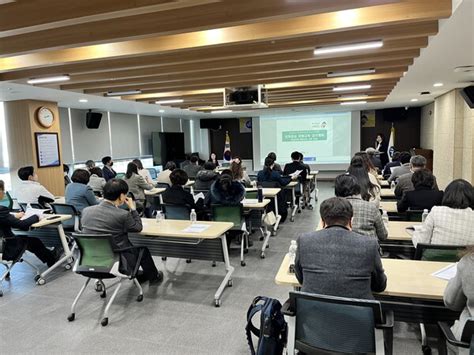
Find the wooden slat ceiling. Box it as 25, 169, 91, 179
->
0, 0, 452, 112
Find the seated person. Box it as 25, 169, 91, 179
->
88, 167, 106, 195
412, 179, 474, 246
81, 179, 162, 284
208, 152, 220, 167
15, 166, 55, 206
133, 159, 153, 185
295, 197, 386, 299
443, 247, 474, 353
161, 169, 204, 213
283, 151, 308, 182
85, 160, 96, 172
395, 155, 438, 199
347, 156, 381, 207
266, 152, 282, 173
180, 154, 191, 169
206, 170, 245, 206
397, 169, 444, 213
0, 180, 60, 267
334, 174, 387, 241
388, 151, 412, 183
194, 162, 217, 191
382, 151, 401, 180
365, 147, 383, 171
183, 155, 203, 179
65, 169, 99, 213
156, 161, 176, 187
123, 162, 153, 205
230, 158, 251, 187
63, 164, 71, 186
101, 156, 117, 182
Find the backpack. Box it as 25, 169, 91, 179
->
246, 296, 287, 355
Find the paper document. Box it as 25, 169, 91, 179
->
193, 192, 205, 203
431, 263, 458, 281
182, 224, 210, 233
243, 198, 259, 204
21, 208, 49, 220
290, 170, 303, 178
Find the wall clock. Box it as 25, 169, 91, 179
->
36, 106, 55, 128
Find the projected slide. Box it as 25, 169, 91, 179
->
259, 112, 352, 165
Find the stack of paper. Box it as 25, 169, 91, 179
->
21, 208, 49, 220
182, 224, 210, 233
431, 263, 458, 281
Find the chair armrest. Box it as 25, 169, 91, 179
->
281, 299, 295, 316
438, 322, 471, 348
376, 310, 394, 329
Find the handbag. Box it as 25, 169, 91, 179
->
263, 211, 276, 226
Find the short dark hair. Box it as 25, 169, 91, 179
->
411, 169, 435, 189
18, 166, 34, 181
132, 159, 143, 170
190, 156, 198, 163
392, 152, 401, 161
442, 179, 474, 209
399, 152, 411, 164
291, 151, 300, 160
103, 179, 129, 201
89, 167, 103, 177
0, 180, 4, 191
101, 156, 112, 165
170, 169, 188, 186
410, 155, 427, 168
377, 133, 385, 140
204, 162, 215, 170
335, 174, 361, 197
165, 161, 176, 171
267, 152, 277, 161
320, 197, 353, 226
63, 164, 70, 173
71, 169, 90, 184
85, 160, 95, 169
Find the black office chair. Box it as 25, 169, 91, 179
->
406, 209, 425, 222
19, 202, 45, 212
438, 319, 474, 355
50, 203, 81, 233
0, 191, 13, 210
282, 291, 393, 354
156, 182, 170, 189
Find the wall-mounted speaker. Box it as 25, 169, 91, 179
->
460, 86, 474, 108
86, 111, 103, 129
200, 119, 223, 130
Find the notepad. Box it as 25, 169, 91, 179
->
182, 224, 210, 233
193, 192, 205, 203
431, 263, 458, 281
21, 208, 49, 220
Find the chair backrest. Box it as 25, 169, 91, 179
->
19, 202, 44, 212
115, 173, 125, 179
50, 203, 80, 232
461, 319, 474, 343
414, 243, 465, 262
0, 191, 13, 209
406, 209, 424, 222
246, 190, 258, 199
161, 203, 191, 220
289, 291, 383, 354
211, 204, 243, 230
72, 233, 118, 274
156, 182, 170, 189
260, 181, 281, 188
147, 168, 157, 180
93, 190, 103, 197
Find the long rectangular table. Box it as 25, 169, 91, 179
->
129, 219, 234, 307
381, 189, 396, 199
275, 255, 460, 324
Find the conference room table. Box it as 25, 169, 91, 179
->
380, 201, 398, 213
275, 254, 460, 324
16, 214, 74, 285
245, 187, 281, 234
381, 188, 396, 199
380, 180, 390, 188
129, 219, 234, 307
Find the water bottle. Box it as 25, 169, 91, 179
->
390, 181, 396, 190
190, 209, 197, 222
155, 211, 164, 223
251, 180, 257, 188
288, 240, 297, 272
422, 209, 429, 223
257, 187, 263, 203
382, 210, 389, 229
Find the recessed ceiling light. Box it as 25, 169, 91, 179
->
333, 84, 372, 92
105, 89, 141, 96
314, 40, 383, 55
159, 110, 165, 113
211, 110, 232, 114
27, 75, 70, 84
155, 99, 184, 104
410, 98, 419, 102
433, 83, 444, 87
79, 99, 88, 103
327, 69, 375, 78
340, 101, 367, 105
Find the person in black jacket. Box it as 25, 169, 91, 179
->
194, 162, 217, 191
283, 151, 308, 181
206, 170, 245, 206
161, 169, 204, 214
397, 169, 444, 213
382, 151, 402, 180
375, 133, 389, 168
0, 180, 59, 266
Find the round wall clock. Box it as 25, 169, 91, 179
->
36, 106, 55, 128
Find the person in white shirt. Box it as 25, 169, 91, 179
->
132, 159, 153, 184
156, 161, 176, 187
413, 179, 474, 247
15, 166, 55, 205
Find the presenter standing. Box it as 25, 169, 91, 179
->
375, 133, 389, 168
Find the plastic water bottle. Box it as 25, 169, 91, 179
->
156, 211, 164, 223
422, 209, 429, 223
288, 240, 297, 272
251, 180, 257, 188
190, 209, 197, 222
382, 210, 389, 229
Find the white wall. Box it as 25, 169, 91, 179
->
420, 102, 435, 150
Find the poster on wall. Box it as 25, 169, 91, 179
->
361, 110, 376, 128
35, 133, 61, 168
239, 118, 252, 133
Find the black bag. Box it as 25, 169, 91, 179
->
246, 296, 287, 355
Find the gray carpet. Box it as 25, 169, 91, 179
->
0, 182, 436, 354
